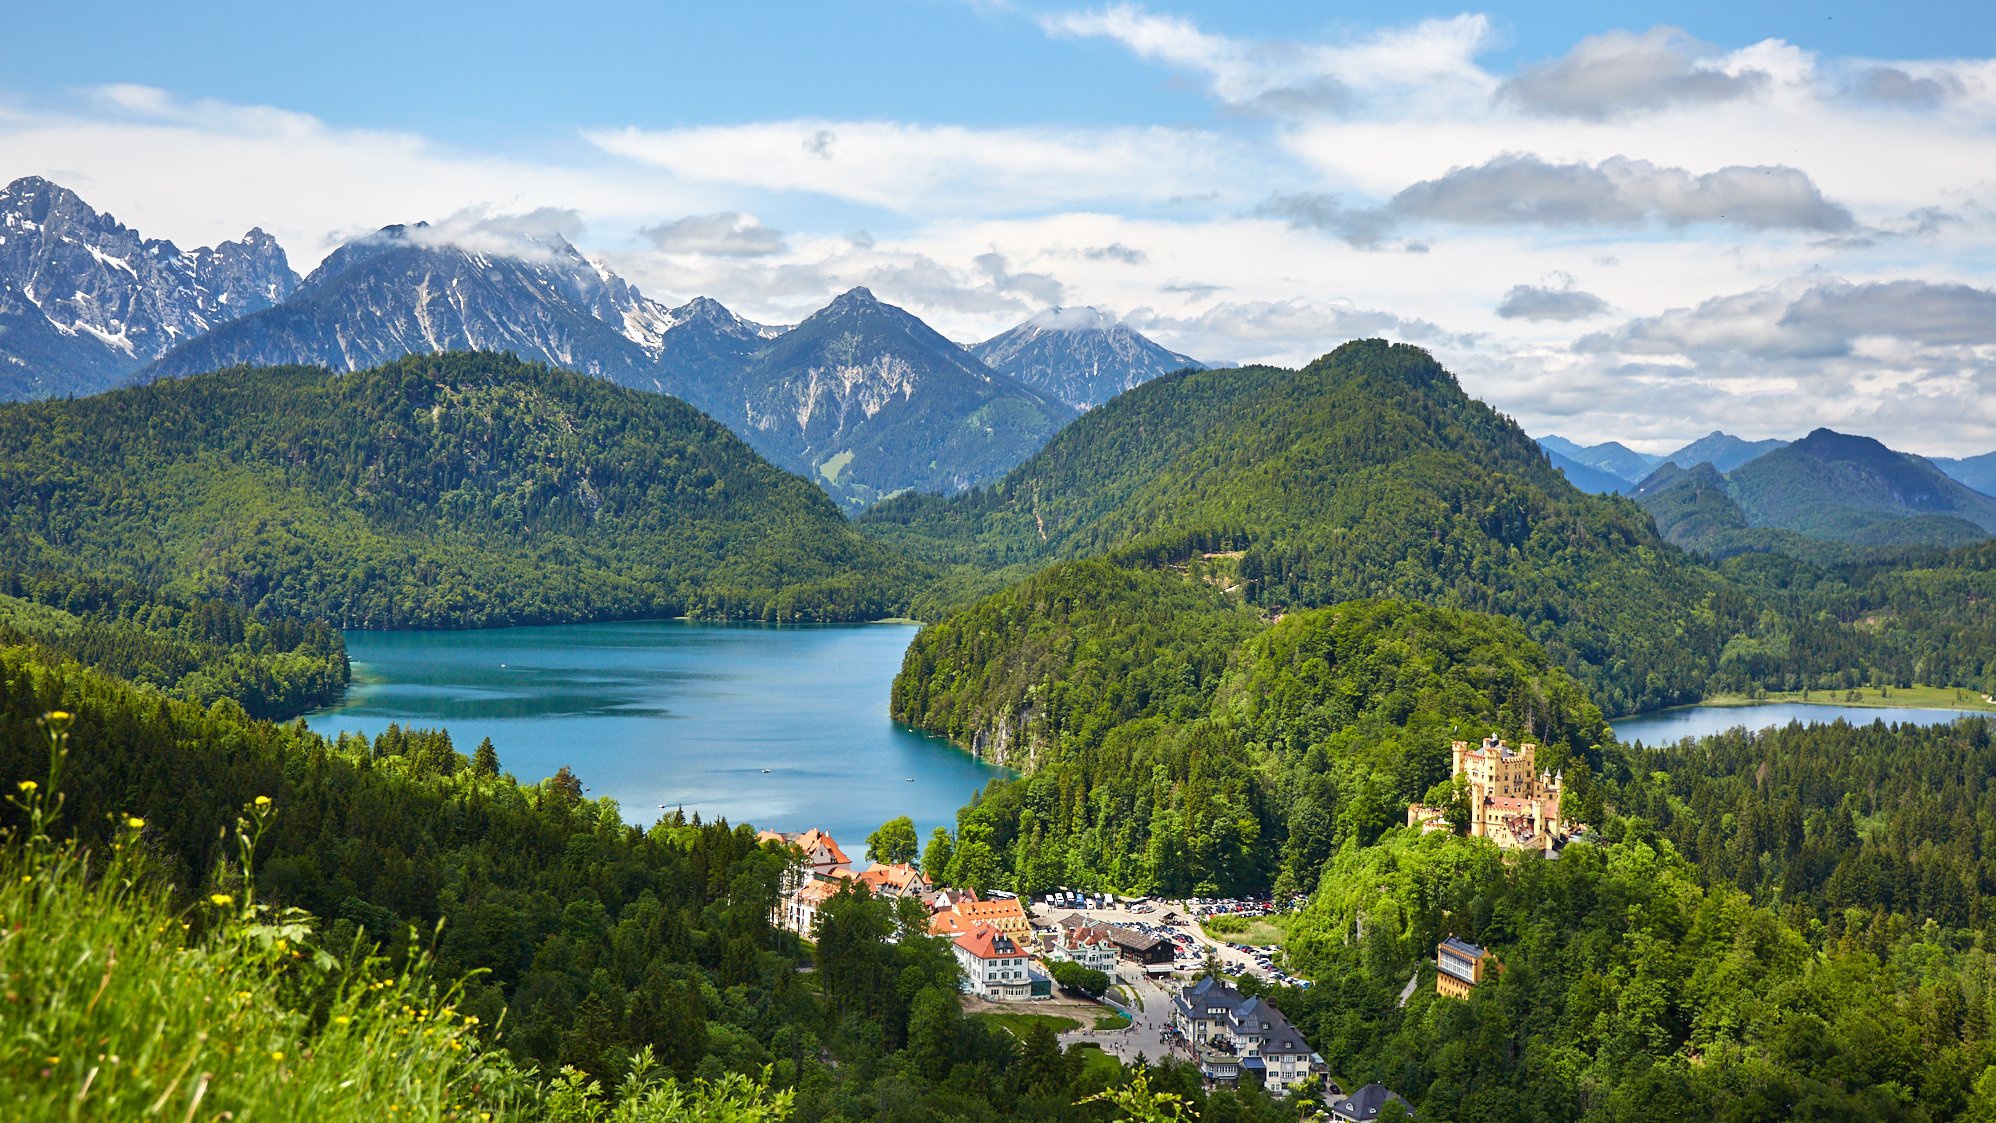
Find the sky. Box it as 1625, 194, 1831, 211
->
3, 1, 1993, 454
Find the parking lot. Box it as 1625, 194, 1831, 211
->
1028, 892, 1309, 989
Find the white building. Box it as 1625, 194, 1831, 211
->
952, 922, 1040, 1000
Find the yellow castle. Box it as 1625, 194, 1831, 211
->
1408, 735, 1568, 854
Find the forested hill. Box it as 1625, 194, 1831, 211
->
868, 339, 1737, 715
0, 352, 918, 627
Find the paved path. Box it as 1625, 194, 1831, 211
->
1057, 964, 1191, 1066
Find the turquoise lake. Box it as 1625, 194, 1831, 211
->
1613, 701, 1990, 745
305, 621, 1007, 853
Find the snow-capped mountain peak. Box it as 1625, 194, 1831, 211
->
971, 306, 1204, 410
0, 176, 298, 397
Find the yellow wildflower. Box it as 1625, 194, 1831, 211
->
332, 1015, 351, 1027
16, 780, 35, 792
125, 816, 145, 829
271, 1050, 285, 1062
253, 795, 272, 807
209, 893, 234, 907
45, 711, 70, 721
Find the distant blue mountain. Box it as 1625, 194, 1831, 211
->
1537, 435, 1659, 483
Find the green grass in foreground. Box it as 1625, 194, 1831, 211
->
1670, 683, 1996, 714
969, 1011, 1083, 1037
1199, 914, 1291, 946
0, 825, 518, 1121
1, 714, 794, 1123
1093, 1011, 1132, 1031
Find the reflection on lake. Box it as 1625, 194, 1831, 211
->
306, 620, 1007, 850
1612, 701, 1989, 745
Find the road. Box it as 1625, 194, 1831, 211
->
1057, 963, 1189, 1065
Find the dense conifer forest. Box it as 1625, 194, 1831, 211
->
0, 352, 917, 628
8, 340, 1996, 1120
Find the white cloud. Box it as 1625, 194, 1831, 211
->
586, 119, 1249, 214
1497, 27, 1773, 120
1039, 5, 1496, 112
639, 212, 788, 256
0, 86, 717, 268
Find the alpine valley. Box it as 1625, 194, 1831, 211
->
8, 163, 1996, 1123
1, 178, 1197, 510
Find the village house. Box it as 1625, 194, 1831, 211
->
952, 922, 1050, 1001
1050, 914, 1120, 973
757, 827, 854, 877
1172, 977, 1328, 1097
857, 861, 930, 899
782, 877, 842, 937
1406, 735, 1572, 854
761, 827, 861, 936
1435, 935, 1493, 999
930, 894, 1032, 944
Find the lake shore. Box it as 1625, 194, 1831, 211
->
1631, 684, 1995, 720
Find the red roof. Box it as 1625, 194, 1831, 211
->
796, 828, 852, 866
859, 862, 930, 894
952, 922, 1022, 960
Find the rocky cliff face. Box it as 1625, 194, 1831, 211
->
0, 176, 297, 397
726, 288, 1076, 508
971, 307, 1204, 410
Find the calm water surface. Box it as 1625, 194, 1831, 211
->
1613, 701, 1989, 745
305, 621, 1006, 850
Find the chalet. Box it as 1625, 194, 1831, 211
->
1330, 1083, 1414, 1121
1104, 925, 1172, 966
952, 922, 1049, 1001
1435, 936, 1492, 999
1050, 915, 1119, 972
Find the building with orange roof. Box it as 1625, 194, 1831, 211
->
951, 922, 1048, 1001
763, 827, 860, 935
858, 862, 931, 899
933, 895, 1032, 945
783, 878, 842, 937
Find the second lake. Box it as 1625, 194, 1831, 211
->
1613, 700, 1991, 745
305, 620, 1008, 855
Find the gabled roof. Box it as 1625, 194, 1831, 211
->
858, 862, 929, 894
795, 880, 840, 905
795, 828, 852, 866
930, 911, 975, 937
1332, 1083, 1412, 1119
952, 922, 1023, 961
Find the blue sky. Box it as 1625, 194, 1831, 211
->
10, 2, 1989, 137
2, 2, 1993, 452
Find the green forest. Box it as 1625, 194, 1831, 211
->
0, 636, 1308, 1120
0, 352, 918, 627
0, 568, 348, 717
8, 341, 1996, 1120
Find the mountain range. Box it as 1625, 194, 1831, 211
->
1634, 427, 1996, 555
0, 176, 296, 397
1, 177, 1195, 509
969, 306, 1204, 410
1537, 430, 1792, 494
